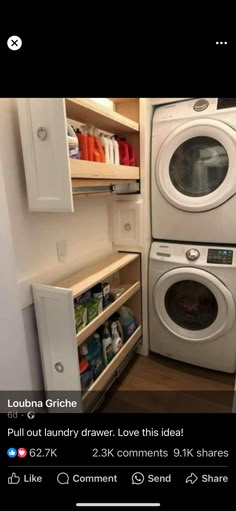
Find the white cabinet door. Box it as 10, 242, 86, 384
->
17, 98, 74, 212
112, 199, 143, 248
32, 284, 81, 399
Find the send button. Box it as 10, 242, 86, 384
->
148, 474, 171, 483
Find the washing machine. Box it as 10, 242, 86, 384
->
149, 241, 236, 373
151, 98, 236, 243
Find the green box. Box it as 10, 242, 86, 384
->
74, 304, 87, 333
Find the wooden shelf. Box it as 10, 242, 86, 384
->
57, 253, 139, 299
65, 98, 139, 135
70, 158, 139, 180
82, 325, 142, 409
110, 98, 138, 103
72, 179, 137, 188
76, 281, 140, 346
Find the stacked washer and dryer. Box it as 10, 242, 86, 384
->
149, 98, 236, 373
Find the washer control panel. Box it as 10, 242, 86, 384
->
186, 248, 200, 261
207, 248, 233, 264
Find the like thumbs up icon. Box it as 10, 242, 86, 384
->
8, 472, 20, 484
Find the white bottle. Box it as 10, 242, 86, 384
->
102, 323, 114, 365
108, 137, 114, 164
112, 136, 120, 165
100, 134, 110, 163
111, 321, 123, 354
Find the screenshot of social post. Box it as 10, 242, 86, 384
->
1, 96, 236, 510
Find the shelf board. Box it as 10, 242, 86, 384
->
70, 158, 139, 180
76, 281, 140, 347
72, 178, 137, 188
65, 98, 139, 135
57, 252, 139, 299
82, 325, 142, 409
109, 98, 138, 103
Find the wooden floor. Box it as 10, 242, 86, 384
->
99, 353, 235, 413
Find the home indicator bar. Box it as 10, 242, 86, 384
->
76, 505, 161, 508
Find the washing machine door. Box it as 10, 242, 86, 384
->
156, 119, 236, 212
153, 267, 235, 342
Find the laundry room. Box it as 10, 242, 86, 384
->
1, 97, 236, 414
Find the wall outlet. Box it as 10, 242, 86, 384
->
56, 240, 67, 263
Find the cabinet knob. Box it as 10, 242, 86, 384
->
37, 127, 48, 141
124, 223, 131, 231
54, 361, 64, 373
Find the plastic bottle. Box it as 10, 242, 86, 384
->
102, 322, 114, 365
93, 128, 105, 163
79, 357, 93, 392
110, 312, 124, 342
80, 333, 104, 380
100, 134, 110, 163
111, 321, 123, 354
87, 126, 95, 161
112, 136, 120, 165
117, 138, 129, 166
75, 129, 81, 159
128, 143, 136, 166
118, 306, 137, 341
78, 125, 89, 160
108, 137, 114, 164
67, 124, 79, 159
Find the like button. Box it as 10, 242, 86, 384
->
8, 472, 20, 484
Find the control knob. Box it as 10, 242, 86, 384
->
186, 248, 200, 261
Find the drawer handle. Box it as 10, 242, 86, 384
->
37, 127, 48, 141
124, 223, 131, 231
55, 361, 64, 373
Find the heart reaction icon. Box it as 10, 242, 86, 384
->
18, 448, 27, 458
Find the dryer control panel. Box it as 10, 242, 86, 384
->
207, 248, 233, 264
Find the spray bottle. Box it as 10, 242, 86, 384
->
111, 321, 123, 354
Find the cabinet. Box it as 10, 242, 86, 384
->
33, 252, 142, 412
17, 98, 140, 212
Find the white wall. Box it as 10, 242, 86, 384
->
0, 98, 114, 390
0, 159, 36, 390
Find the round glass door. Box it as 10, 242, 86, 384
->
165, 280, 218, 330
155, 120, 236, 211
169, 137, 228, 197
153, 268, 235, 342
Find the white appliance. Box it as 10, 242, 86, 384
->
151, 98, 236, 243
149, 241, 236, 372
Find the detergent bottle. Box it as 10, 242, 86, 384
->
100, 134, 110, 163
93, 128, 105, 162
102, 322, 114, 365
118, 306, 137, 341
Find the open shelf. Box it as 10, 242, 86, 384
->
76, 281, 140, 346
65, 98, 139, 135
82, 325, 142, 409
70, 158, 139, 180
32, 251, 142, 412
57, 252, 139, 299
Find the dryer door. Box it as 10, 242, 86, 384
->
153, 267, 235, 342
156, 119, 236, 211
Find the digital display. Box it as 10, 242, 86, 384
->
207, 249, 233, 264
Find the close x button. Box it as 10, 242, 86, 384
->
7, 36, 22, 51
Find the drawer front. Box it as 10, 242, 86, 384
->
17, 98, 73, 212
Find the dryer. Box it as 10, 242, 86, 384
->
151, 98, 236, 243
149, 241, 236, 372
